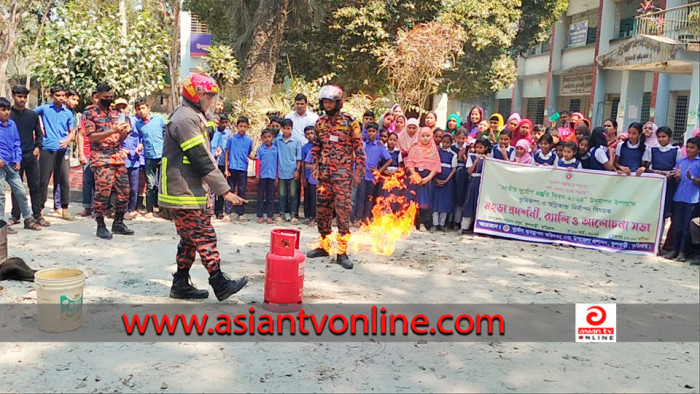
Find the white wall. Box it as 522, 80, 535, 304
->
522, 76, 548, 98
669, 74, 694, 91
522, 55, 550, 76
179, 10, 205, 81
567, 0, 599, 16
496, 88, 513, 100
560, 46, 596, 70
600, 70, 656, 95
605, 70, 623, 94
644, 73, 653, 92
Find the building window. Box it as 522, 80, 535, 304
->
526, 37, 552, 56
526, 98, 546, 125
569, 99, 581, 113
615, 0, 639, 39
566, 9, 599, 48
673, 95, 689, 143
541, 39, 550, 54
611, 97, 620, 121
498, 99, 512, 115
190, 16, 209, 34
617, 17, 636, 38
641, 93, 651, 123
587, 26, 598, 45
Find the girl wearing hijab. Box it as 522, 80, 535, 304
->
391, 104, 404, 118
446, 113, 461, 135
379, 112, 394, 132
405, 127, 441, 231
506, 113, 521, 135
514, 139, 533, 165
425, 111, 438, 132
562, 112, 586, 142
488, 113, 504, 143
511, 119, 534, 148
459, 137, 491, 235
642, 121, 660, 148
394, 114, 407, 134
465, 106, 485, 138
398, 117, 420, 156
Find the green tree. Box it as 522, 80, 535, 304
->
0, 0, 51, 97
185, 0, 567, 101
284, 0, 567, 99
184, 0, 326, 100
377, 21, 465, 109
33, 2, 169, 106
202, 44, 240, 88
141, 0, 182, 110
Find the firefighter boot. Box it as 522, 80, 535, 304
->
96, 217, 113, 240
208, 269, 249, 301
170, 270, 209, 299
112, 212, 134, 235
336, 254, 354, 269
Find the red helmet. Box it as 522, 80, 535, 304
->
181, 73, 219, 104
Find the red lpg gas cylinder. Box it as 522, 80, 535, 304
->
263, 229, 306, 312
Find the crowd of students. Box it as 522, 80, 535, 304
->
1, 85, 698, 264
206, 99, 699, 265
0, 84, 167, 237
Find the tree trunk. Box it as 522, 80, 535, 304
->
0, 58, 10, 99
0, 0, 19, 98
25, 0, 54, 89
167, 0, 181, 111
239, 0, 291, 100
119, 0, 128, 45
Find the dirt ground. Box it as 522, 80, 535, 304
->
1, 207, 698, 393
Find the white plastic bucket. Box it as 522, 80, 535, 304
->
34, 268, 85, 333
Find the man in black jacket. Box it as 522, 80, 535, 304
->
9, 85, 49, 229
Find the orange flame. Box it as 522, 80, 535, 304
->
312, 169, 418, 256
409, 172, 423, 185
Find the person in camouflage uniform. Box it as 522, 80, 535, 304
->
161, 73, 248, 301
83, 82, 133, 239
306, 85, 365, 269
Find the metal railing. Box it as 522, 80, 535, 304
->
634, 2, 700, 42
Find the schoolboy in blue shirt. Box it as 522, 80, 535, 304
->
134, 97, 167, 218
211, 114, 231, 219
301, 125, 316, 223
666, 137, 700, 262
256, 129, 278, 223
356, 122, 391, 221
275, 118, 302, 224
224, 116, 254, 221
35, 85, 76, 221
0, 98, 41, 232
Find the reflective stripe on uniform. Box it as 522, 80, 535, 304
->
180, 135, 205, 151
158, 194, 208, 205
183, 155, 191, 164
160, 157, 168, 196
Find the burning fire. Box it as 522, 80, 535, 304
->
313, 169, 418, 256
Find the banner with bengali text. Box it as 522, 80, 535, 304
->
475, 158, 666, 255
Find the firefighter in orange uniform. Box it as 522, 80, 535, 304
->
161, 73, 249, 301
306, 85, 365, 269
